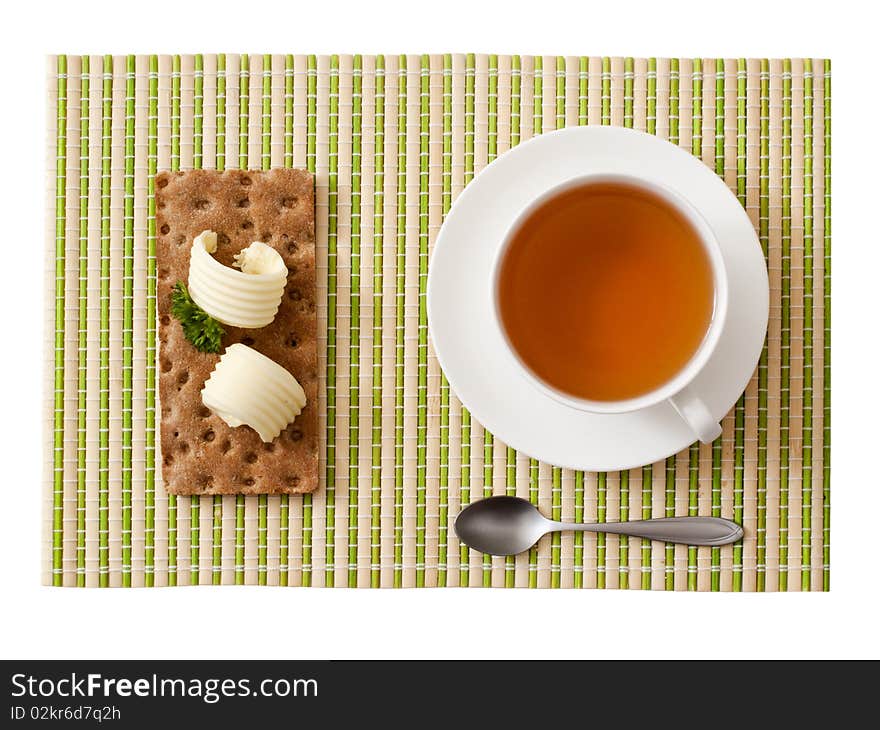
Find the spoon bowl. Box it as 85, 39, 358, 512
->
454, 496, 548, 555
455, 496, 744, 556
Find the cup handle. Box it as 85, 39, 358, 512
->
668, 385, 722, 443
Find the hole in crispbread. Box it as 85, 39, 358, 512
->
198, 405, 211, 418
288, 288, 301, 301
178, 442, 189, 454
157, 201, 166, 210
286, 241, 299, 255
241, 336, 255, 347
202, 429, 215, 442
177, 371, 189, 386
260, 231, 271, 242
160, 224, 170, 235
287, 335, 298, 348
263, 443, 275, 453
160, 315, 170, 326
243, 477, 255, 487
194, 199, 210, 211
245, 452, 258, 464
217, 233, 230, 247
157, 176, 169, 189
220, 439, 232, 454
289, 428, 303, 442
197, 474, 214, 491
285, 475, 301, 488
281, 196, 298, 209
240, 175, 252, 186
161, 358, 172, 373
241, 220, 253, 230
237, 198, 250, 208
175, 235, 187, 246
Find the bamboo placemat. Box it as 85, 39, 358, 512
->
44, 55, 830, 590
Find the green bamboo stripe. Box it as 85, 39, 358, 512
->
512, 55, 522, 144
99, 54, 112, 587
237, 54, 249, 171
166, 55, 181, 586
53, 56, 67, 587
779, 59, 792, 591
550, 56, 564, 590
822, 60, 831, 590
145, 55, 158, 587
665, 58, 680, 592
597, 56, 610, 589
528, 54, 543, 588
349, 55, 363, 588
232, 54, 248, 585
597, 472, 607, 588
189, 54, 204, 585
756, 60, 770, 591
257, 54, 271, 586
438, 54, 451, 587
505, 444, 515, 589
325, 54, 340, 587
394, 54, 407, 588
371, 55, 386, 588
194, 55, 204, 168
619, 472, 629, 589
76, 58, 90, 586
664, 456, 675, 590
280, 54, 294, 585
574, 56, 587, 589
801, 59, 814, 591
261, 54, 271, 170
122, 55, 135, 587
732, 59, 747, 592
416, 54, 430, 588
711, 59, 724, 592
301, 54, 317, 586
619, 57, 634, 591
687, 58, 702, 592
687, 442, 700, 590
459, 52, 474, 587
528, 459, 539, 588
504, 55, 522, 589
574, 470, 585, 589
482, 54, 498, 587
550, 468, 562, 588
211, 54, 226, 585
642, 58, 657, 590
641, 462, 652, 589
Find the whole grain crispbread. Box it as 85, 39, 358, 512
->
156, 168, 318, 495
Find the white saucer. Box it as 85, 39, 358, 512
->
427, 126, 769, 472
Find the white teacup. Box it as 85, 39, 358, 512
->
490, 173, 728, 444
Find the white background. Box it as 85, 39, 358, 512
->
1, 0, 877, 660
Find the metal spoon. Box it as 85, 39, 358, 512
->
455, 496, 743, 556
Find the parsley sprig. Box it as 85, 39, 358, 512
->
170, 281, 226, 353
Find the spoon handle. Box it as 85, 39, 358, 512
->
556, 517, 743, 546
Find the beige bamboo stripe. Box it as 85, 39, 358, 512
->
44, 55, 829, 590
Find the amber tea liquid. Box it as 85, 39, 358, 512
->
497, 181, 715, 402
